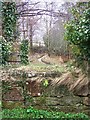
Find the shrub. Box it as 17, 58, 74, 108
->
20, 40, 29, 65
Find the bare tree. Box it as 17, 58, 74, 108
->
17, 2, 43, 52
16, 1, 69, 53
43, 2, 57, 55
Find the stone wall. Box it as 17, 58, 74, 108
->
2, 69, 90, 116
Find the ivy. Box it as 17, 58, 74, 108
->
64, 2, 90, 64
0, 37, 12, 65
20, 40, 29, 65
2, 107, 90, 119
2, 2, 18, 41
1, 2, 18, 65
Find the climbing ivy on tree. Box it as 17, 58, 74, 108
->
2, 2, 18, 41
65, 2, 90, 70
20, 40, 29, 65
2, 42, 12, 65
1, 2, 18, 65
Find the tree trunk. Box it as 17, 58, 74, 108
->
29, 25, 33, 52
87, 62, 90, 95
87, 62, 90, 106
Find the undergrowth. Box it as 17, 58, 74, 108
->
1, 106, 90, 119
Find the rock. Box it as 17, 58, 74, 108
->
26, 80, 41, 97
70, 75, 89, 97
44, 71, 61, 78
42, 60, 51, 65
75, 69, 82, 74
46, 97, 59, 106
28, 73, 36, 78
3, 87, 24, 101
83, 97, 90, 106
28, 73, 32, 78
2, 101, 24, 109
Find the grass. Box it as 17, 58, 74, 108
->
1, 106, 90, 119
15, 62, 66, 73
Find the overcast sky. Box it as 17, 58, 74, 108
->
20, 0, 79, 42
22, 0, 78, 3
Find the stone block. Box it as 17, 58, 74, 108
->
3, 87, 24, 101
83, 97, 90, 106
